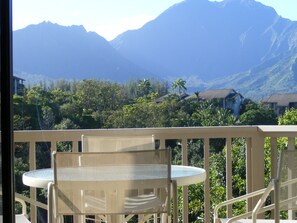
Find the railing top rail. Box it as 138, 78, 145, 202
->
13, 125, 297, 142
14, 126, 259, 142
258, 125, 297, 137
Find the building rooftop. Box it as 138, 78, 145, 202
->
261, 93, 297, 107
199, 89, 240, 100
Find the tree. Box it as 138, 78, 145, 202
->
239, 108, 277, 125
13, 95, 34, 130
239, 98, 258, 115
137, 78, 152, 97
54, 118, 79, 129
104, 93, 161, 128
278, 108, 297, 125
190, 101, 237, 126
194, 91, 200, 100
41, 106, 55, 129
172, 78, 187, 94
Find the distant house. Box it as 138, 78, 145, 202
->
261, 93, 297, 116
13, 76, 25, 95
188, 89, 243, 116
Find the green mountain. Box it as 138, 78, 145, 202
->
111, 0, 297, 82
205, 52, 297, 100
13, 22, 151, 82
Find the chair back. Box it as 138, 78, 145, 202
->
276, 149, 297, 211
213, 149, 297, 223
81, 135, 155, 152
52, 149, 171, 218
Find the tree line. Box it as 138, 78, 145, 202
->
13, 78, 278, 131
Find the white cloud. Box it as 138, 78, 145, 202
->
90, 15, 155, 41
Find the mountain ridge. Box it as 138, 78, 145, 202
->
13, 21, 152, 82
111, 0, 297, 82
205, 51, 297, 100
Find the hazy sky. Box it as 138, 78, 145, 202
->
13, 0, 297, 41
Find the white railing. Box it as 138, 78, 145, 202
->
14, 125, 297, 223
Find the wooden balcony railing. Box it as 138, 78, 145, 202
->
14, 125, 297, 223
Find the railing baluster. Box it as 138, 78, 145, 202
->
226, 137, 232, 218
270, 137, 278, 179
204, 137, 210, 223
72, 140, 79, 152
246, 137, 252, 212
270, 136, 278, 218
29, 141, 37, 223
159, 136, 166, 150
181, 138, 188, 223
287, 137, 295, 220
51, 140, 56, 154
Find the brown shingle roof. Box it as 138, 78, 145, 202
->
199, 89, 239, 100
261, 94, 297, 107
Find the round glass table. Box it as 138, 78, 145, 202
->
23, 165, 206, 188
23, 165, 206, 223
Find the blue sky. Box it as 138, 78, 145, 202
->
13, 0, 297, 41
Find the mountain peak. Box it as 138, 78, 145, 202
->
13, 22, 149, 82
221, 0, 277, 15
21, 21, 88, 35
111, 0, 296, 82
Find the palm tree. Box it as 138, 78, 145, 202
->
194, 91, 200, 101
172, 78, 187, 94
137, 78, 152, 96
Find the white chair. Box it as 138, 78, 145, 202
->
214, 149, 297, 223
49, 149, 174, 223
81, 135, 155, 152
80, 134, 161, 222
0, 193, 30, 223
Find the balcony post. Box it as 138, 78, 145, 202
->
251, 134, 265, 217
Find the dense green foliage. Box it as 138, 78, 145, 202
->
13, 79, 278, 131
239, 99, 277, 125
278, 108, 297, 125
13, 79, 292, 222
